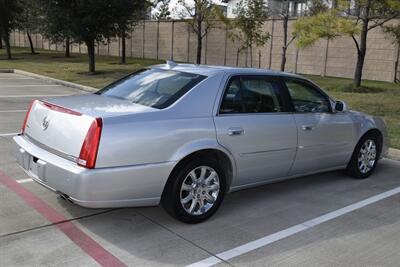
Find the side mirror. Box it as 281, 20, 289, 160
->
334, 100, 348, 112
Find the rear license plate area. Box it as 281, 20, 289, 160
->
16, 147, 47, 182
29, 157, 47, 182
20, 154, 46, 183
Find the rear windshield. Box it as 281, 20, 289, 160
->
96, 68, 206, 109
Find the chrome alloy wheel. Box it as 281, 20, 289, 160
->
358, 139, 377, 174
180, 166, 220, 216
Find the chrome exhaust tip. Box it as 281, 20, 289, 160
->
58, 192, 73, 204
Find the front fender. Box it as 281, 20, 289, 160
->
372, 116, 389, 158
348, 111, 389, 158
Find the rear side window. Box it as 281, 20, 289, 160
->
96, 69, 206, 109
220, 76, 284, 114
285, 79, 331, 113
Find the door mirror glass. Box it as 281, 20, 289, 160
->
334, 100, 348, 112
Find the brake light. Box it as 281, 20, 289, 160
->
40, 101, 82, 116
21, 100, 36, 134
78, 118, 102, 169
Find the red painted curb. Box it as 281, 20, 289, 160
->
0, 171, 127, 267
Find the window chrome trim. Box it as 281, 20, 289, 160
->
217, 112, 294, 117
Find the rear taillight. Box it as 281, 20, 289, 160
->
21, 100, 36, 134
78, 118, 102, 169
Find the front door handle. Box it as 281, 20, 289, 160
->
302, 125, 314, 131
228, 127, 244, 136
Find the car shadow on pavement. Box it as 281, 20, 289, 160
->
55, 159, 400, 266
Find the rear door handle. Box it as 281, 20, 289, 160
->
302, 125, 314, 131
228, 127, 244, 136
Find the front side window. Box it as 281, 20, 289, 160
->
285, 79, 331, 113
220, 76, 284, 114
96, 69, 206, 109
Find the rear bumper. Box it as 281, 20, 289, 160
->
13, 135, 175, 208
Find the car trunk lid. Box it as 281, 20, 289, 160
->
23, 100, 94, 161
23, 94, 155, 162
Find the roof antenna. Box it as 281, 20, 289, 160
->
166, 60, 177, 69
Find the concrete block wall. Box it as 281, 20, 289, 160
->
10, 18, 400, 82
172, 22, 190, 62
158, 22, 173, 60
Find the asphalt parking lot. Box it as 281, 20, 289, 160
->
1, 72, 400, 267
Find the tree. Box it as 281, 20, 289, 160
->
153, 0, 171, 20
177, 0, 221, 64
294, 10, 358, 48
279, 0, 292, 71
276, 0, 327, 72
294, 0, 400, 88
69, 0, 115, 73
383, 23, 400, 82
18, 0, 42, 54
307, 0, 330, 16
349, 0, 400, 87
224, 0, 270, 67
0, 0, 23, 59
114, 1, 148, 64
40, 0, 74, 57
41, 0, 131, 73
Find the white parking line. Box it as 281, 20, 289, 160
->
0, 133, 19, 137
0, 85, 62, 88
16, 178, 33, 184
0, 94, 69, 98
0, 110, 27, 113
186, 186, 400, 267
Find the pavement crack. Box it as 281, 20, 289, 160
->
135, 210, 235, 267
0, 208, 119, 239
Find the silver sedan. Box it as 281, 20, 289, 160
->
13, 63, 389, 223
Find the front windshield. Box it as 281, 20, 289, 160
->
96, 69, 206, 109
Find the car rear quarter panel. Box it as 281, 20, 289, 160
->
96, 115, 218, 167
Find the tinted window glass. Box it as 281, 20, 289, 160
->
96, 69, 206, 109
220, 76, 284, 114
220, 77, 243, 113
285, 80, 330, 113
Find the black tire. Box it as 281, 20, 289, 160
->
346, 132, 381, 179
162, 157, 226, 223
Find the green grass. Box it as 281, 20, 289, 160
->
0, 47, 163, 88
1, 47, 400, 148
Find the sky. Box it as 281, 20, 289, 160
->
152, 0, 225, 19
